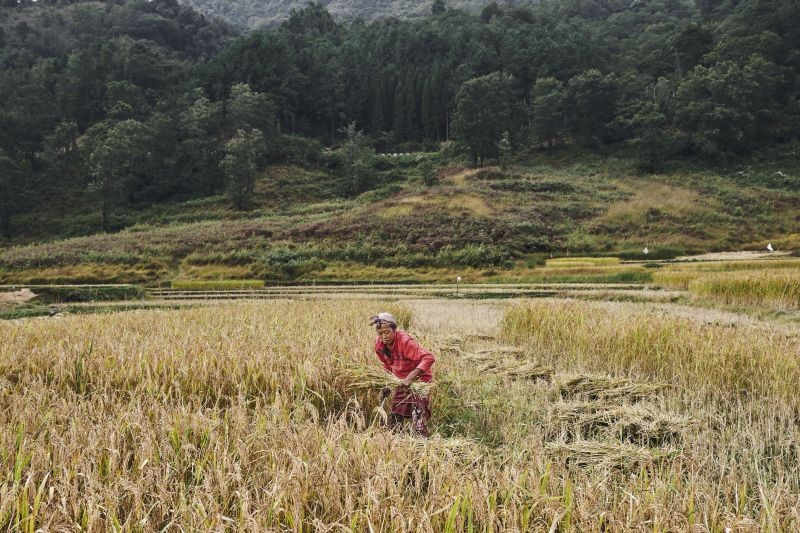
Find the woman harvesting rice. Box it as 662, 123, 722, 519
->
371, 312, 435, 437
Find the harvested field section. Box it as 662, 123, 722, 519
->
499, 299, 800, 528
501, 300, 800, 402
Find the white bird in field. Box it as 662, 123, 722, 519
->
457, 276, 462, 283
767, 242, 774, 252
643, 246, 649, 255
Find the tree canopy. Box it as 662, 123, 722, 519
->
0, 0, 798, 240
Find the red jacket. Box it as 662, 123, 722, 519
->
374, 330, 435, 382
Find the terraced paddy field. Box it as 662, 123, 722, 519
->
2, 288, 800, 530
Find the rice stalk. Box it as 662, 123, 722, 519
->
471, 346, 526, 357
337, 360, 434, 397
545, 441, 678, 467
552, 402, 693, 444
557, 375, 668, 401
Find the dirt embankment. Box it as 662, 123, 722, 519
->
0, 288, 37, 307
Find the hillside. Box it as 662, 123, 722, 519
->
182, 0, 516, 29
2, 0, 799, 285
2, 155, 799, 285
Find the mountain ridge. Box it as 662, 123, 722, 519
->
180, 0, 522, 29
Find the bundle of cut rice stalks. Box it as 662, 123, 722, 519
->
557, 375, 668, 401
438, 335, 466, 356
471, 346, 526, 357
465, 334, 497, 342
463, 354, 552, 382
501, 362, 553, 382
338, 361, 434, 397
552, 402, 692, 444
546, 441, 678, 468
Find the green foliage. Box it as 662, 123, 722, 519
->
338, 123, 376, 195
0, 149, 26, 240
530, 78, 566, 148
453, 72, 514, 167
619, 78, 680, 173
271, 135, 324, 165
220, 128, 265, 210
1, 0, 800, 256
498, 131, 512, 170
86, 119, 152, 231
566, 69, 619, 147
675, 55, 783, 161
417, 158, 439, 187
262, 248, 326, 280
226, 83, 277, 134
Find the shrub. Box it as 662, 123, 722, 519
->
270, 135, 323, 165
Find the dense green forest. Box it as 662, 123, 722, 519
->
1, 0, 798, 244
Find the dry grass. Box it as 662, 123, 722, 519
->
446, 195, 493, 217
545, 257, 621, 267
2, 298, 800, 530
376, 193, 493, 218
462, 351, 553, 382
0, 263, 167, 284
170, 279, 265, 290
441, 167, 481, 187
177, 264, 260, 281
544, 441, 678, 468
603, 180, 710, 220
557, 375, 668, 401
551, 401, 693, 445
501, 300, 800, 401
0, 288, 37, 306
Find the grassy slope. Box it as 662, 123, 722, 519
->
2, 156, 799, 285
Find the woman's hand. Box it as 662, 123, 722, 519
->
401, 368, 423, 388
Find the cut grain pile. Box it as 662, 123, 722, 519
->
471, 346, 525, 357
464, 334, 497, 342
466, 356, 552, 382
462, 349, 552, 382
557, 375, 668, 401
551, 401, 693, 445
545, 441, 678, 467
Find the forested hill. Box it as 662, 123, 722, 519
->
1, 0, 799, 262
182, 0, 515, 30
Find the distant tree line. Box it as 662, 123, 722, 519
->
1, 0, 798, 239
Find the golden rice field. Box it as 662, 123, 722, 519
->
170, 279, 266, 291
653, 258, 800, 310
545, 257, 621, 268
2, 296, 799, 531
